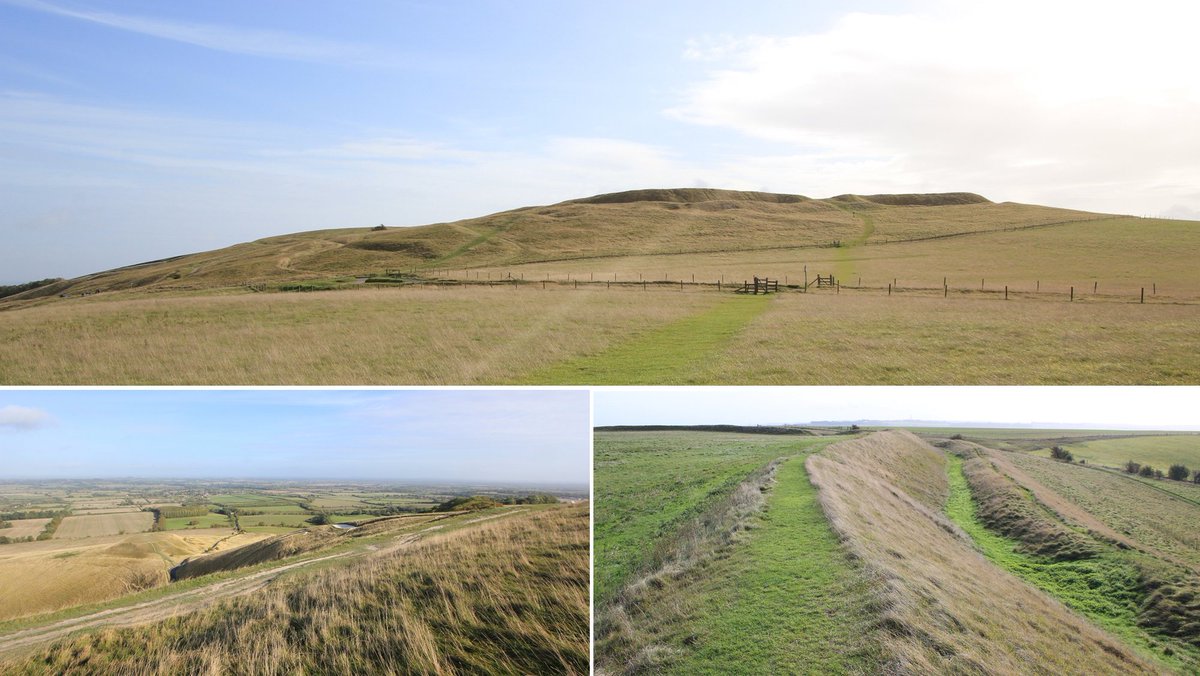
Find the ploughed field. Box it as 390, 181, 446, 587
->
595, 426, 1200, 674
3, 188, 1197, 385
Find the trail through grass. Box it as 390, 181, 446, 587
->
522, 294, 770, 384
674, 456, 881, 674
945, 455, 1194, 671
593, 431, 811, 605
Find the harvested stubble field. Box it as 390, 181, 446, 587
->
1, 519, 51, 540
0, 529, 258, 622
53, 512, 154, 539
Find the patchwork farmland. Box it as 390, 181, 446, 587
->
595, 425, 1200, 674
3, 189, 1197, 385
0, 479, 588, 673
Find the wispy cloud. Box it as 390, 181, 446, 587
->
1, 0, 407, 67
0, 405, 52, 431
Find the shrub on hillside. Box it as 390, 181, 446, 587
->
1168, 464, 1190, 482
1125, 460, 1141, 474
1139, 464, 1156, 478
1050, 446, 1074, 462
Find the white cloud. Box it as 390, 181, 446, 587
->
666, 0, 1200, 214
0, 405, 52, 431
0, 0, 406, 67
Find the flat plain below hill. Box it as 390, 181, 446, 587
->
3, 188, 1197, 385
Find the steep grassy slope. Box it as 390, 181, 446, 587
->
0, 530, 264, 622
807, 430, 1155, 674
6, 505, 589, 675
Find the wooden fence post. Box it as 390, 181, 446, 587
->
1005, 285, 1008, 300
888, 283, 892, 296
1141, 288, 1145, 303
1070, 286, 1074, 301
1094, 281, 1098, 294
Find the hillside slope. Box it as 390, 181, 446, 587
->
4, 188, 1101, 302
807, 430, 1157, 674
5, 504, 589, 675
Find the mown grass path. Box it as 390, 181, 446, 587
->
675, 455, 881, 674
520, 294, 770, 384
944, 455, 1196, 672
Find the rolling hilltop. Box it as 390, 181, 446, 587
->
2, 187, 1196, 385
3, 188, 1103, 302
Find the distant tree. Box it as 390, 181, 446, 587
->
950, 434, 964, 440
1168, 464, 1190, 481
1050, 446, 1074, 462
1139, 464, 1156, 478
1193, 469, 1200, 484
1155, 469, 1165, 480
1125, 460, 1142, 474
307, 513, 330, 525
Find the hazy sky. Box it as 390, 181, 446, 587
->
0, 389, 590, 483
2, 0, 1199, 282
594, 387, 1200, 430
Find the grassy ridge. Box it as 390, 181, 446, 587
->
8, 505, 589, 675
945, 455, 1198, 671
807, 431, 1155, 674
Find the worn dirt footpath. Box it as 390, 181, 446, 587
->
0, 550, 353, 658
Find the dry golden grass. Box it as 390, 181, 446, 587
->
10, 505, 589, 675
487, 217, 1198, 301
0, 286, 716, 384
2, 189, 1097, 302
0, 530, 256, 622
54, 512, 154, 539
807, 430, 1157, 674
699, 293, 1200, 384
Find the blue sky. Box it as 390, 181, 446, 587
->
594, 387, 1200, 431
0, 389, 590, 483
2, 0, 1198, 282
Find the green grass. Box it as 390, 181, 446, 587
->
235, 514, 314, 528
523, 295, 771, 384
1041, 434, 1200, 470
594, 431, 824, 605
161, 514, 231, 530
945, 455, 1195, 670
208, 494, 299, 507
673, 456, 881, 673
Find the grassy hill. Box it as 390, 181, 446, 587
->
1, 188, 1103, 301
3, 504, 588, 675
2, 187, 1197, 385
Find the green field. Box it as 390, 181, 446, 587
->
235, 514, 314, 528
162, 514, 231, 530
1039, 434, 1200, 469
